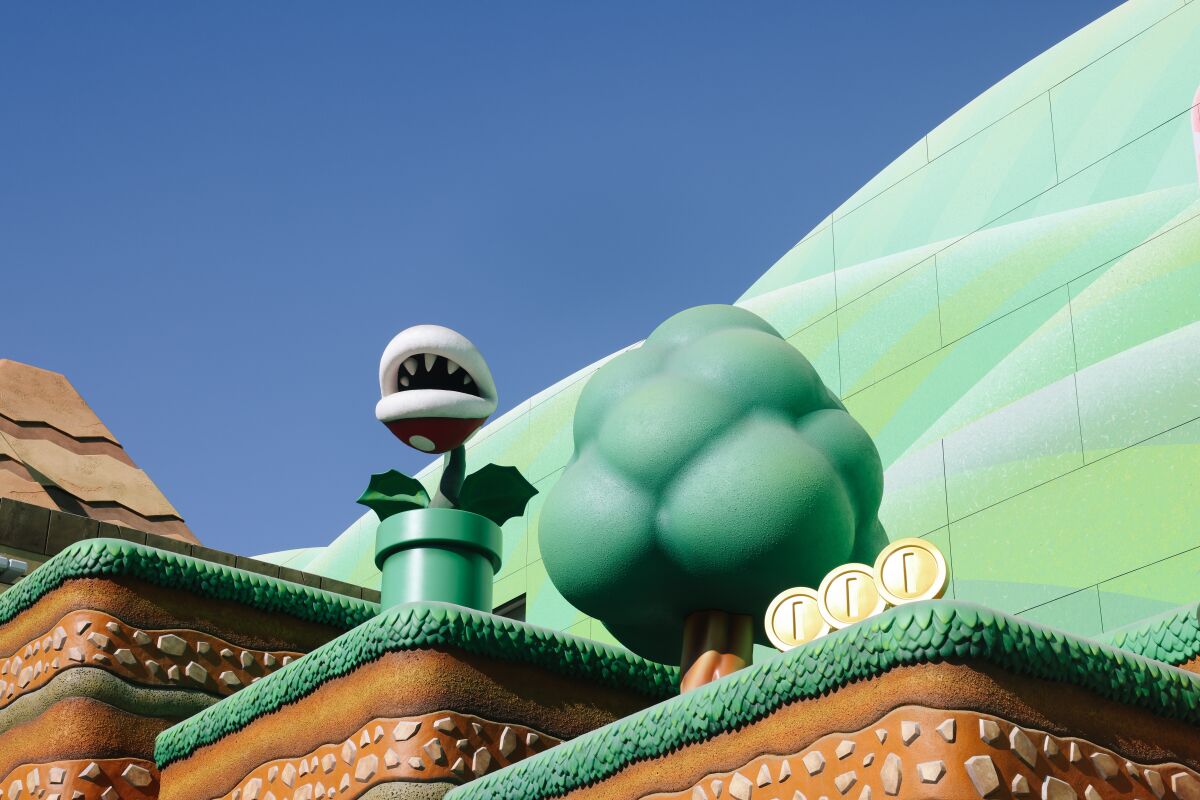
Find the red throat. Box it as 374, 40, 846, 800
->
384, 417, 487, 453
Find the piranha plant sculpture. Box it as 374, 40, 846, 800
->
539, 305, 888, 691
357, 324, 537, 612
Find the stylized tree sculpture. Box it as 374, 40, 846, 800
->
539, 305, 887, 690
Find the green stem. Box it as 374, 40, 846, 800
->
431, 446, 466, 508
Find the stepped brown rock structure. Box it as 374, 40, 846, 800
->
0, 360, 195, 544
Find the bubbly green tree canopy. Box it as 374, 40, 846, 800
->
539, 304, 888, 663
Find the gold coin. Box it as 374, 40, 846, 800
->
873, 537, 949, 605
764, 587, 830, 651
817, 563, 886, 629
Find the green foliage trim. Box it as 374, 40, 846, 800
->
0, 538, 377, 629
356, 470, 431, 520
448, 600, 1200, 800
154, 601, 679, 768
456, 464, 538, 526
1104, 602, 1200, 666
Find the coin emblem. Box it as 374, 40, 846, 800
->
817, 562, 885, 629
873, 537, 948, 605
764, 587, 830, 650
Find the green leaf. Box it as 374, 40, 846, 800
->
356, 470, 430, 520
457, 464, 539, 526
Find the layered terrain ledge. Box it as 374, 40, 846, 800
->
448, 601, 1200, 800
0, 538, 378, 797
156, 602, 678, 800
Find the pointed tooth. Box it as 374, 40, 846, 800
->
446, 360, 460, 375
424, 353, 438, 371
403, 358, 417, 375
400, 375, 410, 387
462, 373, 472, 385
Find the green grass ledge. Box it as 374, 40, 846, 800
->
1103, 602, 1200, 667
447, 600, 1200, 800
153, 601, 680, 768
0, 538, 378, 630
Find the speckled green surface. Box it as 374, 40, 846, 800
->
448, 600, 1200, 800
154, 601, 679, 768
0, 538, 378, 629
1105, 602, 1200, 667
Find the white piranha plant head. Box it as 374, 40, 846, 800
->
376, 324, 499, 453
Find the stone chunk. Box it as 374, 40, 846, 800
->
241, 651, 255, 669
1090, 753, 1117, 780
803, 751, 825, 776
86, 633, 110, 650
472, 749, 493, 777
978, 719, 1001, 745
407, 758, 424, 771
281, 765, 296, 788
1044, 737, 1060, 757
875, 729, 887, 743
383, 749, 399, 769
834, 771, 857, 796
1083, 787, 1101, 800
900, 721, 920, 745
964, 756, 1000, 797
393, 721, 420, 741
157, 634, 188, 656
1144, 770, 1165, 799
79, 764, 101, 782
756, 764, 772, 787
100, 789, 118, 800
132, 631, 151, 646
778, 760, 792, 782
184, 661, 208, 684
114, 649, 137, 666
48, 770, 65, 786
692, 788, 706, 800
105, 622, 121, 635
836, 740, 855, 760
857, 787, 871, 800
710, 779, 723, 798
196, 641, 211, 655
1011, 775, 1031, 795
424, 738, 447, 765
219, 671, 242, 688
1067, 743, 1082, 763
7, 780, 21, 800
321, 754, 336, 773
450, 759, 468, 778
433, 717, 458, 735
526, 733, 540, 748
342, 741, 357, 764
167, 665, 180, 681
917, 761, 945, 784
880, 753, 901, 796
1041, 777, 1077, 800
499, 727, 517, 758
121, 765, 152, 788
1172, 773, 1200, 800
51, 628, 67, 650
862, 754, 874, 767
1009, 728, 1037, 768
729, 774, 752, 800
244, 779, 262, 800
354, 755, 379, 782
293, 787, 312, 800
936, 719, 956, 742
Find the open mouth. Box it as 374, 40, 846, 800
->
395, 352, 483, 397
376, 325, 499, 453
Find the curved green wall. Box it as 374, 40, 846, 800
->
262, 0, 1200, 651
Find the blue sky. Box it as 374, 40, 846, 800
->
0, 2, 1115, 556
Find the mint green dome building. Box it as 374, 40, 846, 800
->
262, 0, 1200, 658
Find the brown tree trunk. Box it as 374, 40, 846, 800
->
679, 610, 754, 693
